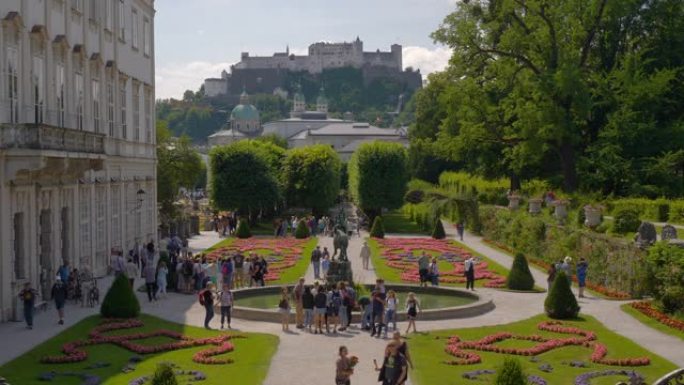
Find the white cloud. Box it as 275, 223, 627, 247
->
403, 45, 452, 76
155, 61, 234, 100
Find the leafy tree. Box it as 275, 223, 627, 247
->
645, 242, 684, 314
100, 274, 140, 319
544, 272, 580, 319
507, 253, 536, 291
612, 209, 641, 234
348, 141, 408, 220
255, 133, 288, 149
370, 216, 385, 239
281, 145, 342, 215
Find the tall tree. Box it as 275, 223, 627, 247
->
281, 145, 342, 215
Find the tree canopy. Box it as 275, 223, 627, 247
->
281, 145, 342, 215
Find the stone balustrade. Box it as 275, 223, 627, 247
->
0, 123, 105, 154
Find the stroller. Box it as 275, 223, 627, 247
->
82, 278, 100, 308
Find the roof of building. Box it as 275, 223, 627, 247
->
208, 128, 247, 138
230, 104, 260, 121
302, 122, 405, 137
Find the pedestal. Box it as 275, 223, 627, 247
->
326, 260, 354, 286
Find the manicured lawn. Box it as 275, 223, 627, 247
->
271, 237, 317, 284
0, 313, 278, 385
368, 237, 510, 288
408, 314, 677, 385
621, 303, 684, 342
383, 209, 430, 235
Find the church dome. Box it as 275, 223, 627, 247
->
230, 103, 260, 121
230, 90, 261, 134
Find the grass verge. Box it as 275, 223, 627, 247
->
620, 303, 684, 342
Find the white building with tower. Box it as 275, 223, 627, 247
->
0, 0, 157, 322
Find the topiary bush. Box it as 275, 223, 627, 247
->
613, 209, 641, 234
370, 216, 385, 238
431, 220, 446, 239
657, 202, 670, 222
295, 219, 310, 239
152, 363, 178, 385
494, 358, 527, 385
235, 219, 252, 239
544, 271, 580, 319
506, 253, 535, 291
100, 273, 140, 319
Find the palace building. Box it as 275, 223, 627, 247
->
0, 0, 157, 321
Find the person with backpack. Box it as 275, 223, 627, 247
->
199, 283, 215, 329
233, 253, 245, 288
182, 256, 194, 294
51, 276, 68, 325
219, 284, 233, 329
328, 285, 341, 334
18, 282, 38, 329
313, 286, 328, 334
370, 290, 385, 338
344, 281, 356, 328
311, 246, 322, 280
278, 286, 291, 332
338, 282, 350, 332
293, 277, 305, 329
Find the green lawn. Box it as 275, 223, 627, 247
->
621, 303, 684, 342
0, 314, 278, 385
368, 238, 510, 288
271, 237, 318, 284
383, 209, 430, 235
408, 314, 677, 385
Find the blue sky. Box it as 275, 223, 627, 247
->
154, 0, 456, 99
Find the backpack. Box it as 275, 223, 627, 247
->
198, 290, 206, 306
221, 263, 229, 276
183, 260, 194, 276
331, 291, 342, 309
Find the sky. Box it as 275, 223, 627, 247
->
154, 0, 456, 99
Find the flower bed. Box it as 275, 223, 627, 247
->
630, 301, 684, 333
41, 319, 245, 365
204, 238, 309, 282
375, 238, 506, 288
443, 321, 650, 367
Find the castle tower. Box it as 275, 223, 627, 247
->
316, 87, 328, 114
391, 44, 403, 70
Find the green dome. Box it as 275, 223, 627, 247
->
230, 103, 260, 121
294, 92, 305, 103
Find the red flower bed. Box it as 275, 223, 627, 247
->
41, 319, 245, 365
631, 301, 684, 333
204, 238, 309, 281
482, 239, 631, 299
376, 238, 506, 288
443, 321, 650, 367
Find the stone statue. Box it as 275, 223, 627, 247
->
333, 227, 349, 261
661, 225, 678, 241
634, 222, 657, 248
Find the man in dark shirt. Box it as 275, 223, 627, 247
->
233, 253, 245, 288
379, 341, 408, 385
370, 291, 385, 337
18, 282, 37, 329
311, 246, 322, 279
201, 283, 215, 329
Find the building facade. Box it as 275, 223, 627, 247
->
0, 0, 157, 322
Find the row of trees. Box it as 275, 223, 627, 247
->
210, 141, 341, 220
409, 0, 684, 197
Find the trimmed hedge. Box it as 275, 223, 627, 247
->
544, 272, 580, 319
236, 219, 252, 239
432, 220, 446, 239
370, 216, 385, 238
506, 253, 535, 291
295, 220, 310, 239
494, 358, 527, 385
152, 363, 178, 385
100, 273, 140, 319
613, 209, 641, 234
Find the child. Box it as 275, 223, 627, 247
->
219, 284, 233, 329
405, 292, 421, 334
278, 286, 291, 331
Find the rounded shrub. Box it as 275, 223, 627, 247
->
100, 273, 140, 319
235, 219, 252, 239
494, 358, 527, 385
544, 271, 580, 319
657, 202, 670, 222
506, 253, 535, 291
431, 220, 446, 239
613, 209, 641, 234
152, 363, 178, 385
370, 216, 385, 238
295, 219, 310, 239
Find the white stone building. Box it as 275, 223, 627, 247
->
0, 0, 157, 321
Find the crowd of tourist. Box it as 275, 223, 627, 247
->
547, 256, 589, 297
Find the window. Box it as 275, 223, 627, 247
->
111, 185, 121, 249
107, 74, 115, 136
104, 0, 113, 30
120, 78, 127, 139
72, 0, 83, 13
75, 73, 84, 130
132, 82, 140, 140
56, 61, 66, 127
95, 187, 106, 268
79, 188, 91, 257
131, 8, 139, 49
13, 213, 25, 279
5, 36, 19, 123
144, 88, 152, 143
90, 0, 100, 22
32, 56, 45, 124
118, 0, 126, 41
143, 17, 151, 56
92, 79, 100, 132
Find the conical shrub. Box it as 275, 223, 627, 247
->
494, 358, 527, 385
370, 216, 385, 238
544, 271, 580, 319
295, 219, 310, 239
152, 363, 178, 385
235, 219, 252, 239
506, 253, 535, 291
100, 273, 140, 319
431, 220, 446, 239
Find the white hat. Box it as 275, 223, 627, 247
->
564, 256, 572, 263
55, 275, 62, 281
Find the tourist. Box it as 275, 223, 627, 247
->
219, 284, 233, 329
313, 285, 328, 334
181, 238, 189, 258
156, 261, 168, 299
456, 221, 465, 241
405, 292, 420, 334
51, 276, 68, 325
336, 345, 354, 385
376, 279, 387, 298
360, 241, 371, 270
577, 257, 589, 298
250, 255, 264, 287
323, 246, 331, 261
294, 277, 305, 328
233, 252, 245, 288
221, 257, 234, 289
311, 246, 322, 279
561, 256, 573, 283
18, 282, 37, 330
359, 294, 372, 330
392, 331, 414, 369
260, 256, 269, 284
374, 340, 408, 385
370, 290, 385, 338
328, 284, 342, 334
143, 262, 157, 302
384, 290, 398, 336
418, 252, 430, 288
338, 282, 349, 331
429, 257, 440, 286
57, 259, 71, 283
242, 254, 252, 287
278, 286, 291, 332
125, 258, 139, 289
302, 286, 315, 332
547, 263, 557, 289
344, 281, 355, 328
200, 283, 215, 329
464, 255, 475, 291
193, 257, 203, 292
322, 252, 331, 278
